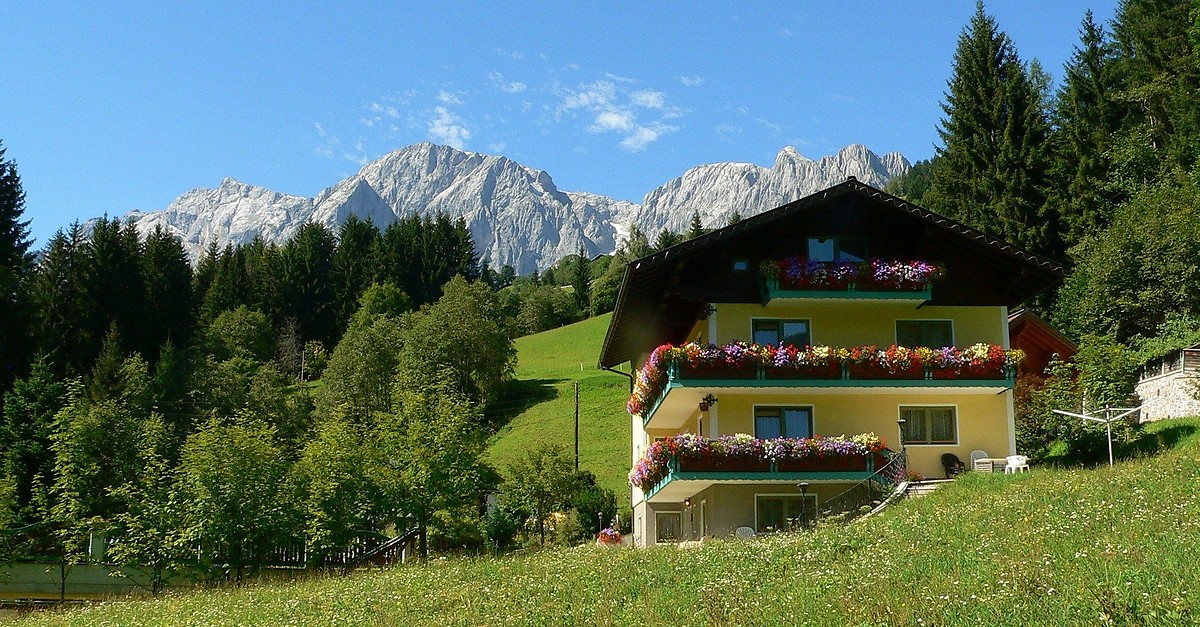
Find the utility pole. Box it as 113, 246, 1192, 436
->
574, 381, 580, 471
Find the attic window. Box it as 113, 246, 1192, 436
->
732, 259, 750, 271
807, 237, 868, 263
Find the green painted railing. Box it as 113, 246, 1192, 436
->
642, 450, 893, 502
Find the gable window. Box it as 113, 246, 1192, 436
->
899, 406, 957, 445
754, 406, 813, 439
896, 320, 954, 347
756, 494, 817, 533
807, 237, 868, 263
753, 319, 810, 347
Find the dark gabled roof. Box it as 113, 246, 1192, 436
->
598, 178, 1068, 368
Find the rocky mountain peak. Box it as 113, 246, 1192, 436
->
99, 143, 908, 271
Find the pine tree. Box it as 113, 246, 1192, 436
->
33, 224, 95, 378
331, 216, 381, 333
278, 223, 338, 348
570, 243, 592, 316
0, 142, 33, 395
1110, 0, 1200, 175
1049, 11, 1128, 246
140, 226, 194, 361
925, 2, 1058, 259
686, 210, 705, 239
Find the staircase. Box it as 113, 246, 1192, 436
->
905, 479, 953, 498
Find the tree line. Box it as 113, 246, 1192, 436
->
886, 0, 1200, 462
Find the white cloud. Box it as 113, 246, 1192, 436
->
619, 123, 677, 152
591, 110, 634, 132
558, 81, 618, 113
488, 71, 527, 93
604, 72, 636, 84
630, 90, 665, 109
678, 76, 705, 87
314, 122, 327, 137
438, 90, 464, 105
369, 102, 401, 117
314, 146, 334, 159
488, 142, 507, 153
779, 27, 794, 37
428, 106, 471, 148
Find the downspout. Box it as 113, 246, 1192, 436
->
602, 364, 635, 394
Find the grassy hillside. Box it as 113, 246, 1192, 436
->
485, 313, 633, 494
19, 418, 1200, 626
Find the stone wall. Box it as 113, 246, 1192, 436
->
1135, 371, 1200, 422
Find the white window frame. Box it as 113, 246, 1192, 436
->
752, 403, 815, 439
895, 319, 955, 347
754, 492, 818, 534
898, 404, 959, 446
654, 511, 683, 545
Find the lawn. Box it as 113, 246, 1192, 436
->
484, 314, 633, 494
17, 418, 1200, 626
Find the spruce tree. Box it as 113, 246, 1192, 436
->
925, 2, 1058, 259
33, 224, 94, 378
1110, 0, 1200, 175
1049, 11, 1127, 246
686, 210, 705, 239
140, 225, 194, 361
0, 142, 33, 395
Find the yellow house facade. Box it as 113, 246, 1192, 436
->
599, 180, 1064, 547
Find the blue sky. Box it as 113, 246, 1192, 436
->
2, 1, 1118, 247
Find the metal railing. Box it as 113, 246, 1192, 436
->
812, 448, 908, 525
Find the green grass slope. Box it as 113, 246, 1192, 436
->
22, 419, 1200, 626
485, 313, 633, 494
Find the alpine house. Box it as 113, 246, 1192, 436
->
598, 179, 1065, 546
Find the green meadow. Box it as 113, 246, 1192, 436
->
485, 313, 632, 494
15, 416, 1200, 625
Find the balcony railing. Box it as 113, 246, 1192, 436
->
759, 258, 941, 304
630, 433, 895, 502
628, 342, 1022, 422
761, 276, 931, 303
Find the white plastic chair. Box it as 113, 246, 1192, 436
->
969, 449, 989, 472
1004, 455, 1030, 474
734, 526, 756, 539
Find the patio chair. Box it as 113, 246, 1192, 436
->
941, 453, 966, 478
1004, 455, 1030, 474
734, 526, 756, 539
969, 449, 990, 472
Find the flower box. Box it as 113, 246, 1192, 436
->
763, 362, 840, 380
777, 455, 868, 472
678, 363, 758, 380
847, 362, 925, 380
679, 456, 771, 473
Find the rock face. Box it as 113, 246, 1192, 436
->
633, 145, 909, 235
103, 142, 908, 272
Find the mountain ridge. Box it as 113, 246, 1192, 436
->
97, 142, 909, 272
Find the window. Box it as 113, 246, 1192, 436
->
655, 511, 682, 544
900, 406, 957, 445
755, 494, 817, 533
753, 319, 810, 347
807, 237, 868, 263
732, 259, 750, 271
896, 320, 953, 347
754, 406, 813, 439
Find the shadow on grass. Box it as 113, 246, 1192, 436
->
482, 378, 561, 431
1119, 423, 1199, 458
1040, 422, 1199, 468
